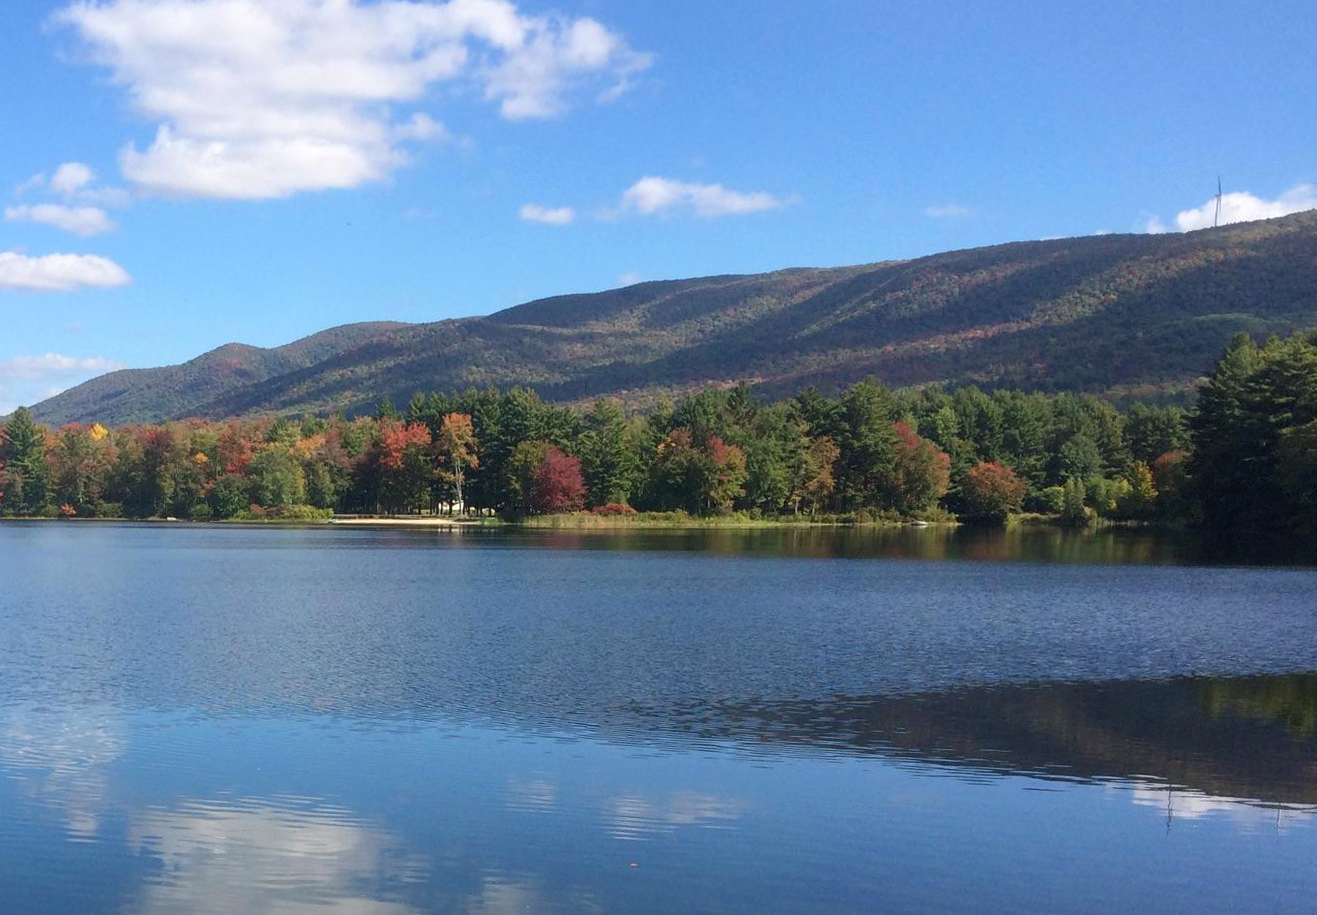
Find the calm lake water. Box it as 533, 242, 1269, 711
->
2, 522, 1315, 914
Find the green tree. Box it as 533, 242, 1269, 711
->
1188, 333, 1263, 531
647, 429, 747, 515
742, 404, 812, 514
835, 380, 899, 510
1125, 404, 1189, 465
1190, 332, 1317, 538
249, 446, 306, 508
0, 407, 50, 516
375, 397, 401, 422
1060, 477, 1089, 526
210, 473, 250, 519
1277, 420, 1317, 536
505, 439, 550, 514
1057, 434, 1103, 484
577, 399, 639, 507
1116, 461, 1158, 520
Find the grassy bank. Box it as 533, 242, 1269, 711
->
511, 510, 936, 529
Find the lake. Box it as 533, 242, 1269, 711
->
1, 522, 1315, 914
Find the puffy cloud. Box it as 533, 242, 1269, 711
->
1143, 215, 1168, 234
391, 112, 449, 143
483, 16, 653, 119
49, 162, 95, 196
56, 0, 652, 199
923, 203, 972, 219
0, 252, 131, 291
15, 163, 130, 207
616, 270, 643, 286
617, 177, 784, 218
14, 173, 50, 197
5, 203, 116, 236
0, 353, 125, 380
1175, 183, 1317, 231
519, 203, 574, 225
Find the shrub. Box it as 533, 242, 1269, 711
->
232, 503, 333, 522
960, 462, 1027, 523
1060, 478, 1090, 526
590, 502, 638, 516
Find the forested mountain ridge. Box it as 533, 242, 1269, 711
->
30, 322, 409, 425
30, 210, 1317, 426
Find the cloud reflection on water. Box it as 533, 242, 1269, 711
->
1127, 783, 1314, 833
603, 790, 745, 841
125, 797, 426, 915
0, 705, 125, 840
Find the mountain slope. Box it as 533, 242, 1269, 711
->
33, 322, 408, 425
32, 211, 1317, 425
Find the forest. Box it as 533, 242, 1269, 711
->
2, 331, 1315, 544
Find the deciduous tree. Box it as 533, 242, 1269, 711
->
961, 461, 1027, 523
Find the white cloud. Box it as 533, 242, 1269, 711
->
483, 15, 653, 119
391, 112, 449, 143
5, 204, 116, 236
0, 353, 125, 381
0, 252, 131, 291
14, 173, 48, 197
1175, 183, 1317, 231
1143, 215, 1168, 234
617, 270, 642, 286
56, 0, 652, 199
49, 162, 95, 197
15, 163, 130, 207
519, 202, 574, 225
923, 203, 972, 219
617, 176, 784, 218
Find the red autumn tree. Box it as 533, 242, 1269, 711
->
378, 421, 432, 470
531, 445, 586, 514
704, 435, 748, 514
961, 461, 1027, 523
217, 422, 255, 475
374, 420, 433, 513
890, 421, 951, 514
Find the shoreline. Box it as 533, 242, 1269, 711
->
0, 514, 1170, 533
0, 514, 948, 530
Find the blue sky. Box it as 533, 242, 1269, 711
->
2, 0, 1314, 413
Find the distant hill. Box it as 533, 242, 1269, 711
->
31, 211, 1317, 425
31, 322, 408, 425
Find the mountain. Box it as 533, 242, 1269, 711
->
31, 210, 1317, 426
31, 322, 408, 425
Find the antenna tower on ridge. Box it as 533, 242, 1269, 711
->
1214, 176, 1222, 228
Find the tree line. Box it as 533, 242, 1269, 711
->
1, 331, 1313, 542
